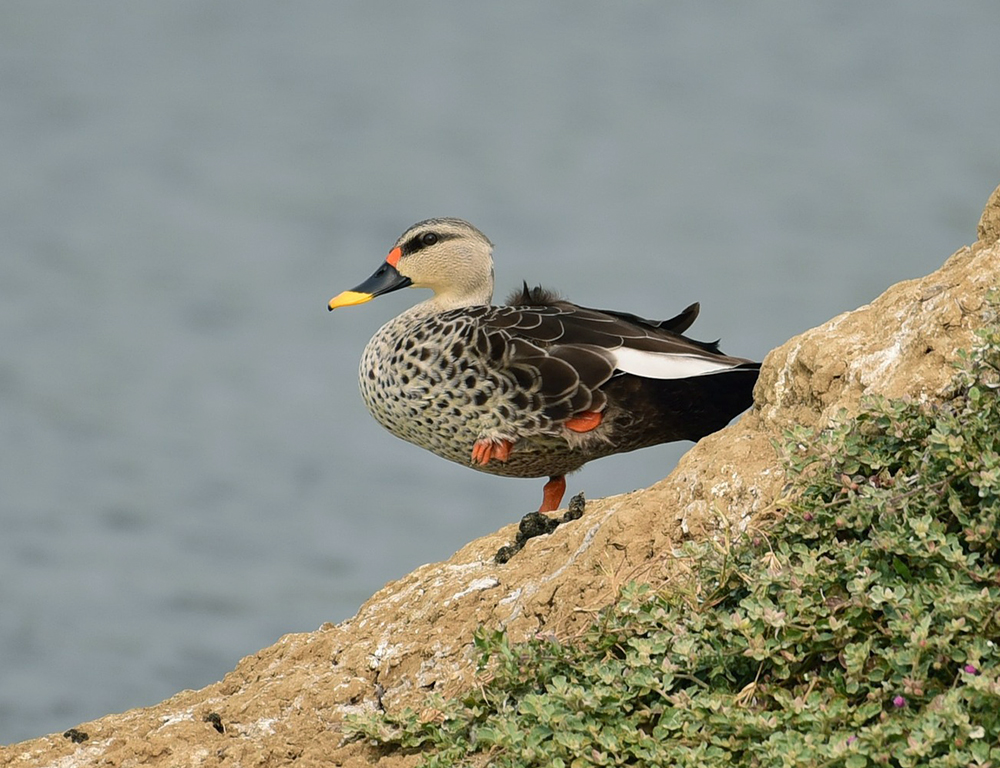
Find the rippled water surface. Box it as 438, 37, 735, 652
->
1, 1, 998, 743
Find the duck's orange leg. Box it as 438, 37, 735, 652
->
471, 437, 513, 466
539, 475, 566, 513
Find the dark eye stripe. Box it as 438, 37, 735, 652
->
401, 231, 458, 257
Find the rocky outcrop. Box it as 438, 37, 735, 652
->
4, 187, 999, 768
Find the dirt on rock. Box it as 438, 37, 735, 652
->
4, 186, 999, 768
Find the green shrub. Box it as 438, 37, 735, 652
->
347, 320, 1000, 767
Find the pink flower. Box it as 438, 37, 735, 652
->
892, 695, 907, 708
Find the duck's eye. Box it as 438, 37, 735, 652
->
420, 232, 438, 246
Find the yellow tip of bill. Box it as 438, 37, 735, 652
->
328, 290, 374, 310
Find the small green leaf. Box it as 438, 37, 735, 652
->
892, 556, 911, 579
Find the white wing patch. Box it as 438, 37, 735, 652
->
610, 346, 737, 379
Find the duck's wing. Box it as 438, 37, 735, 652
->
506, 282, 701, 335
497, 285, 751, 372
453, 287, 755, 424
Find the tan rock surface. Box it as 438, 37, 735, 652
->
4, 186, 999, 768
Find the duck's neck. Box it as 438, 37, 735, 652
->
406, 286, 494, 317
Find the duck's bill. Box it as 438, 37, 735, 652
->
328, 262, 412, 310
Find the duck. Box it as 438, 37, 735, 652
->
328, 218, 760, 514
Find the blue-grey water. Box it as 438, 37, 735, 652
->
1, 1, 998, 744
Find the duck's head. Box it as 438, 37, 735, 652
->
329, 218, 495, 312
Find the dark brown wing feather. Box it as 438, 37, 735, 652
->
500, 286, 735, 358
507, 283, 700, 334
439, 284, 757, 429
